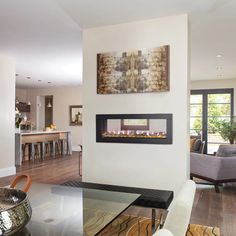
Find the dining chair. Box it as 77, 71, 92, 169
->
160, 180, 196, 236
154, 229, 173, 236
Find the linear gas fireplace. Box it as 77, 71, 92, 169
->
96, 114, 173, 144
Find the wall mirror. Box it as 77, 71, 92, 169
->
69, 105, 82, 126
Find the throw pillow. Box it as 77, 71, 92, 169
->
192, 139, 202, 152
190, 138, 196, 151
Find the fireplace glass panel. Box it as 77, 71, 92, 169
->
96, 114, 172, 144
105, 119, 167, 139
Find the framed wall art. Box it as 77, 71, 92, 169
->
69, 105, 82, 126
97, 45, 169, 94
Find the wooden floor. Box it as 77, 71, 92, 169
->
0, 152, 81, 187
191, 183, 236, 236
0, 152, 235, 236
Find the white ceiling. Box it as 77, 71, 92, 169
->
0, 0, 235, 88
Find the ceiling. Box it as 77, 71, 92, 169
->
0, 0, 235, 88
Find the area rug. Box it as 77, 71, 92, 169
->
97, 215, 153, 236
98, 216, 221, 236
186, 224, 220, 236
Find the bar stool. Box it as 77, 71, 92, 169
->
48, 140, 56, 158
42, 141, 51, 159
22, 143, 31, 162
57, 139, 69, 156
29, 142, 42, 161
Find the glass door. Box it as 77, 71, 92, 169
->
190, 94, 203, 139
207, 93, 232, 154
191, 89, 234, 154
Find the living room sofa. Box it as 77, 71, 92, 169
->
190, 144, 236, 192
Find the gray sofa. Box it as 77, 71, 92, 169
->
190, 144, 236, 192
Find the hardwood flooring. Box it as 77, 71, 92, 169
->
0, 152, 81, 187
0, 152, 235, 236
191, 183, 236, 236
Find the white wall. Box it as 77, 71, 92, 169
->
83, 15, 190, 193
26, 86, 83, 149
16, 88, 27, 102
0, 54, 16, 177
36, 96, 45, 130
191, 79, 236, 114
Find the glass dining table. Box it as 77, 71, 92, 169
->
15, 183, 140, 236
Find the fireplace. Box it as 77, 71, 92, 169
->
96, 114, 173, 144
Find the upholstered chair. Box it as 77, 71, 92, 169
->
155, 228, 173, 236
154, 180, 196, 236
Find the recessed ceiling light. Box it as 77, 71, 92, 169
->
15, 73, 19, 77
216, 54, 223, 58
48, 82, 51, 84
216, 66, 223, 70
26, 76, 31, 79
38, 80, 42, 82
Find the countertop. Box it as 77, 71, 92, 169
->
15, 130, 72, 135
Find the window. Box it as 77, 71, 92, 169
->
191, 89, 234, 154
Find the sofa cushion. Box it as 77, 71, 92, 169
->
216, 144, 236, 157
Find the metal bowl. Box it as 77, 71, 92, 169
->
0, 175, 32, 235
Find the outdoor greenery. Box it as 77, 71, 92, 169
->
216, 118, 236, 144
191, 94, 231, 135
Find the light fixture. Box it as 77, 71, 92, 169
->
38, 80, 42, 82
26, 76, 31, 79
27, 101, 31, 106
47, 97, 52, 108
216, 54, 223, 58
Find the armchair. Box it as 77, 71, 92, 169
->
190, 150, 236, 192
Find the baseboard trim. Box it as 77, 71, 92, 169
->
0, 166, 16, 177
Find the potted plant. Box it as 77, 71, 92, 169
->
216, 118, 236, 144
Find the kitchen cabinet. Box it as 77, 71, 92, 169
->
16, 102, 30, 112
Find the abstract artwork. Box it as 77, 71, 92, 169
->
97, 45, 169, 94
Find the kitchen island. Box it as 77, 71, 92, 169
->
15, 130, 72, 165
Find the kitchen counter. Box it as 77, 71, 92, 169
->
15, 130, 72, 165
16, 130, 72, 135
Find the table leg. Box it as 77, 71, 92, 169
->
41, 142, 45, 160
79, 151, 82, 176
152, 208, 156, 234
51, 141, 56, 158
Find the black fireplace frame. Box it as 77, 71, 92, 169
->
96, 113, 173, 144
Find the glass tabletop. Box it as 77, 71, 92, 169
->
16, 183, 140, 236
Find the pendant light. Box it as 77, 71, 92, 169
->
47, 97, 52, 108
